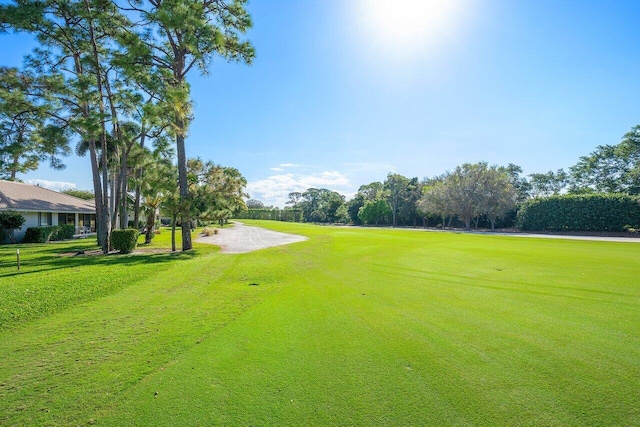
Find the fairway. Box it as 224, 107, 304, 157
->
1, 222, 639, 426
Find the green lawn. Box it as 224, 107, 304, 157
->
1, 222, 639, 425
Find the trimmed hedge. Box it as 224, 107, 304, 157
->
23, 226, 58, 243
517, 194, 640, 231
111, 229, 139, 254
22, 224, 79, 243
53, 224, 76, 241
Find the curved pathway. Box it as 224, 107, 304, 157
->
478, 231, 640, 243
195, 221, 308, 254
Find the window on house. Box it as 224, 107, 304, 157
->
38, 212, 53, 226
58, 213, 75, 225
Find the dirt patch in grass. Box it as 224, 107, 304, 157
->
59, 248, 176, 257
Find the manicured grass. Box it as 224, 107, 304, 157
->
1, 221, 639, 425
0, 228, 213, 330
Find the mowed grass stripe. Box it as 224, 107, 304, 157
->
103, 222, 639, 426
2, 222, 639, 425
0, 240, 284, 425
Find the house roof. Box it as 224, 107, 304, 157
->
0, 180, 95, 213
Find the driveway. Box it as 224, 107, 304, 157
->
195, 221, 308, 254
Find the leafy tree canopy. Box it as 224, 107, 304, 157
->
62, 189, 94, 200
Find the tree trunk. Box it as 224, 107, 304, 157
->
88, 139, 105, 246
133, 131, 146, 229
176, 117, 192, 251
145, 211, 155, 244
110, 170, 118, 230
10, 157, 17, 180
85, 0, 110, 253
100, 147, 110, 252
133, 183, 141, 229
119, 158, 129, 230
103, 67, 125, 231
171, 212, 177, 252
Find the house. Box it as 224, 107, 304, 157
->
0, 180, 96, 243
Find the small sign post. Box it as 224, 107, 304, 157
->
16, 249, 20, 271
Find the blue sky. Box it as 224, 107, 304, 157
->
4, 0, 640, 206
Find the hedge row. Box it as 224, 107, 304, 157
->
22, 224, 78, 243
517, 194, 640, 231
23, 226, 58, 243
54, 224, 76, 240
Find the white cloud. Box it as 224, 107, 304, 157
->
26, 179, 76, 192
246, 171, 351, 207
269, 163, 301, 173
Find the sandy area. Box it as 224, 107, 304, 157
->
195, 221, 308, 254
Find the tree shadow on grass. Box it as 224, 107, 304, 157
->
0, 247, 199, 279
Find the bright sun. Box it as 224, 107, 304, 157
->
356, 0, 466, 58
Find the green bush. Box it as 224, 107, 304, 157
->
0, 211, 26, 243
52, 224, 76, 241
111, 229, 139, 254
517, 194, 640, 231
23, 226, 58, 243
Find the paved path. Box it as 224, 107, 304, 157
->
439, 229, 640, 243
477, 232, 640, 243
348, 225, 640, 243
195, 222, 308, 254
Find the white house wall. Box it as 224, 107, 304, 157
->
14, 212, 40, 242
7, 212, 64, 243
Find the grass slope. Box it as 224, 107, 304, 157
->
1, 222, 639, 425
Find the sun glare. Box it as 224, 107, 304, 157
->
356, 0, 466, 58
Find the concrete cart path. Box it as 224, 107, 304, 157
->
195, 221, 308, 254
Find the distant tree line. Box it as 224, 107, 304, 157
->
237, 125, 640, 232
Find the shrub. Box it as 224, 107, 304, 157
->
111, 229, 139, 254
517, 194, 640, 231
23, 226, 58, 243
0, 211, 26, 243
52, 224, 76, 241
